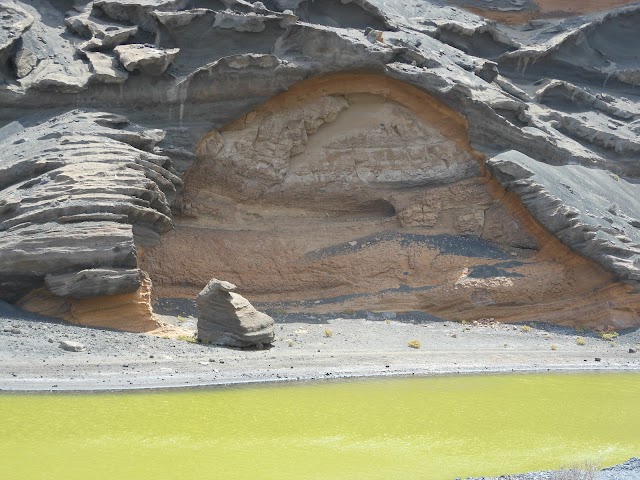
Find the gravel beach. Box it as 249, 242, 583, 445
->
1, 301, 639, 392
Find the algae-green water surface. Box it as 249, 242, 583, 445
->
1, 373, 639, 479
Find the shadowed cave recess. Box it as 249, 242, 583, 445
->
1, 0, 639, 332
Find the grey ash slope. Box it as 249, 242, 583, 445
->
0, 0, 639, 302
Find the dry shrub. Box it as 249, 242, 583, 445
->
550, 460, 600, 480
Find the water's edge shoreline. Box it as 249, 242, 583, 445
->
463, 457, 640, 480
2, 311, 639, 393
2, 364, 640, 393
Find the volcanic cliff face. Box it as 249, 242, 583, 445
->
0, 0, 639, 329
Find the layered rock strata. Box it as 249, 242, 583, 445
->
142, 74, 639, 328
0, 0, 638, 329
488, 151, 640, 287
196, 279, 275, 348
0, 110, 180, 331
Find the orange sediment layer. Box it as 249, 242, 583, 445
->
455, 0, 639, 24
18, 274, 160, 333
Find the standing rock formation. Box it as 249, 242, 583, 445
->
196, 279, 275, 348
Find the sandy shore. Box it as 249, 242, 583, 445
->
1, 301, 639, 392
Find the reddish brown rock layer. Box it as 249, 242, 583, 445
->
455, 0, 640, 24
18, 273, 159, 333
140, 74, 639, 329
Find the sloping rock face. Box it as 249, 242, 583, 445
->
488, 151, 640, 287
196, 279, 275, 348
0, 0, 638, 329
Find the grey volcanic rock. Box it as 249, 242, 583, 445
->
58, 340, 86, 352
84, 52, 129, 84
0, 221, 137, 302
45, 269, 143, 299
196, 279, 275, 348
66, 4, 139, 50
488, 151, 640, 287
13, 48, 37, 79
114, 44, 180, 75
94, 0, 189, 32
0, 3, 33, 65
0, 110, 181, 302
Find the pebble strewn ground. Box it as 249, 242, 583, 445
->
1, 302, 638, 391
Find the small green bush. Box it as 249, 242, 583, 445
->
177, 335, 197, 343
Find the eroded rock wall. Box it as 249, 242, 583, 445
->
0, 0, 638, 329
141, 75, 639, 328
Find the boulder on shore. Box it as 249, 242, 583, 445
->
196, 279, 274, 348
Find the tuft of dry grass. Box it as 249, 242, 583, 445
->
323, 328, 333, 338
521, 325, 532, 333
576, 336, 586, 346
551, 344, 558, 351
600, 331, 619, 341
550, 460, 600, 480
407, 339, 421, 349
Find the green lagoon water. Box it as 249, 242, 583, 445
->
1, 373, 639, 479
